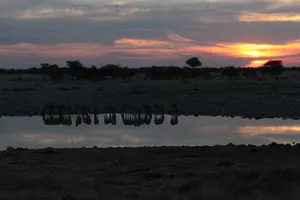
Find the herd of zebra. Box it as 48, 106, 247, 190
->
42, 103, 179, 127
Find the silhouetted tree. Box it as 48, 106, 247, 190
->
186, 57, 202, 68
39, 63, 51, 74
91, 65, 97, 70
260, 60, 284, 95
40, 63, 50, 70
261, 60, 284, 80
66, 60, 84, 79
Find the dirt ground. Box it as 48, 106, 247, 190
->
1, 74, 300, 119
1, 144, 300, 200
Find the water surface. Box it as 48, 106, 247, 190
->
0, 115, 299, 150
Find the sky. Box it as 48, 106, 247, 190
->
1, 0, 300, 68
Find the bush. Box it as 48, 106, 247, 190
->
49, 69, 64, 82
221, 66, 238, 79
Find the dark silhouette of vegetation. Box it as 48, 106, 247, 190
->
185, 57, 202, 68
261, 60, 284, 80
66, 60, 85, 79
221, 66, 239, 79
0, 59, 291, 81
48, 64, 64, 82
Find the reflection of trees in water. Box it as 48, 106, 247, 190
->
42, 103, 179, 126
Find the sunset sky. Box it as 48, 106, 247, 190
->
1, 0, 300, 68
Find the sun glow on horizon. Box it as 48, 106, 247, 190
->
246, 51, 260, 57
239, 125, 300, 136
247, 60, 268, 67
225, 43, 284, 58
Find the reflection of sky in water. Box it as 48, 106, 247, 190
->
1, 115, 300, 150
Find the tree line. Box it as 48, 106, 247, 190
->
0, 57, 294, 81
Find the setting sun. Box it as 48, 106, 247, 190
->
246, 51, 260, 57
219, 42, 300, 59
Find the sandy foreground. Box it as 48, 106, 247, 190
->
1, 74, 300, 118
1, 145, 300, 200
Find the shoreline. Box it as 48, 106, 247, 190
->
2, 142, 297, 151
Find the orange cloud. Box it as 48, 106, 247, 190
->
167, 33, 194, 43
114, 38, 171, 47
0, 35, 300, 66
238, 12, 300, 22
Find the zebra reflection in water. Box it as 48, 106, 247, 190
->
153, 104, 164, 125
104, 105, 116, 125
76, 105, 99, 126
170, 102, 178, 125
43, 105, 72, 126
121, 104, 153, 126
42, 103, 179, 126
